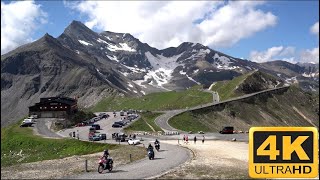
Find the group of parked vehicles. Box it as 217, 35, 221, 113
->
76, 113, 109, 127
20, 115, 38, 127
112, 114, 139, 128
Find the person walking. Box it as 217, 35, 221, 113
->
194, 136, 197, 144
76, 130, 79, 140
202, 135, 205, 144
185, 135, 189, 144
183, 135, 185, 143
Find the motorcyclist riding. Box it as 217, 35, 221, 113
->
154, 139, 160, 145
102, 149, 110, 161
147, 143, 154, 151
154, 139, 160, 151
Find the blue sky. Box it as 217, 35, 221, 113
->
1, 0, 319, 63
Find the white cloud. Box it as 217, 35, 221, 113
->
249, 46, 296, 63
66, 1, 277, 49
310, 21, 319, 36
249, 46, 319, 64
300, 47, 319, 64
1, 1, 47, 55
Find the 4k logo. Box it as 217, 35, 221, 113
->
249, 127, 318, 178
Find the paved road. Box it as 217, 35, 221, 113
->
57, 112, 130, 140
66, 140, 190, 179
34, 118, 63, 138
34, 112, 191, 179
155, 86, 290, 133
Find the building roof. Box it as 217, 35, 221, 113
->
29, 97, 77, 108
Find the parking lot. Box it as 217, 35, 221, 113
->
57, 111, 139, 142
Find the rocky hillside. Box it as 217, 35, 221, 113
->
169, 86, 319, 132
210, 70, 284, 101
236, 70, 284, 94
1, 20, 319, 126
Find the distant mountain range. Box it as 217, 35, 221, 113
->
1, 20, 319, 126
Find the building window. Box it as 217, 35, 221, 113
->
44, 107, 47, 109
60, 106, 63, 108
65, 106, 67, 108
40, 107, 42, 109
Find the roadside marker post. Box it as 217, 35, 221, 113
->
85, 159, 88, 172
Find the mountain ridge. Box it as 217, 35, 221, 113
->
1, 20, 318, 126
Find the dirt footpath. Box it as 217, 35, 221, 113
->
160, 140, 249, 179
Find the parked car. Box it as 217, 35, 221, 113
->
92, 117, 100, 122
114, 121, 125, 126
219, 126, 234, 134
112, 123, 122, 128
120, 110, 125, 116
30, 114, 38, 119
92, 124, 101, 130
20, 122, 33, 127
89, 134, 101, 141
99, 113, 109, 119
23, 118, 34, 124
89, 127, 96, 133
128, 138, 140, 145
99, 133, 107, 140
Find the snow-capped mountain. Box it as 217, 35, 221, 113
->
1, 20, 318, 125
57, 21, 259, 92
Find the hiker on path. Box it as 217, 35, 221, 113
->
202, 135, 205, 144
194, 136, 197, 144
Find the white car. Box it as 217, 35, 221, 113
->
128, 138, 140, 145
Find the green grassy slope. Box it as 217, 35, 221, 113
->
210, 71, 253, 101
90, 86, 212, 112
169, 86, 319, 132
210, 70, 282, 101
1, 120, 117, 167
124, 112, 163, 133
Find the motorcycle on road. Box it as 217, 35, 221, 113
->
98, 156, 113, 173
155, 142, 160, 152
147, 149, 155, 160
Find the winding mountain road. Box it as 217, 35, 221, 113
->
33, 86, 289, 179
34, 113, 191, 179
155, 86, 290, 132
66, 141, 190, 179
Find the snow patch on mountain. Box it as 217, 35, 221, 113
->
105, 36, 112, 41
144, 51, 183, 88
133, 80, 147, 88
107, 42, 136, 52
187, 49, 211, 60
97, 38, 108, 44
78, 40, 93, 46
302, 72, 319, 78
128, 83, 134, 88
179, 70, 187, 75
285, 76, 298, 85
106, 54, 119, 62
186, 74, 201, 85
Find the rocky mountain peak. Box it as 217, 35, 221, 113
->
60, 20, 98, 40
